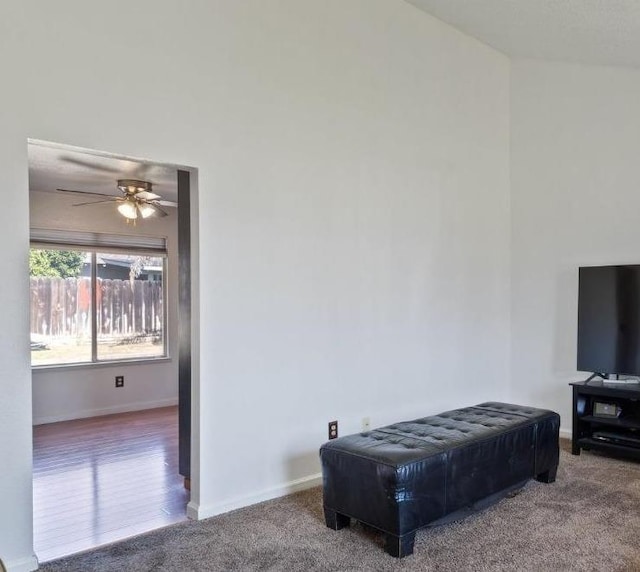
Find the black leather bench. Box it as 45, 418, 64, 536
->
319, 402, 560, 557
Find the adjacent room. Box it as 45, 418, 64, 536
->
27, 142, 190, 562
1, 1, 640, 571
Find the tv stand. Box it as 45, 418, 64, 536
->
570, 380, 640, 460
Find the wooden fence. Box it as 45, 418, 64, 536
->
30, 277, 163, 338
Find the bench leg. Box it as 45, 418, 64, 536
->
535, 465, 558, 483
324, 507, 350, 530
384, 531, 416, 558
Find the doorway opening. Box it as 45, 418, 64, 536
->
28, 140, 196, 562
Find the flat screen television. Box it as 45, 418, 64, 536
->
578, 265, 640, 377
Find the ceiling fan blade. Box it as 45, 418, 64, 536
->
59, 156, 121, 173
57, 188, 116, 198
145, 202, 169, 217
136, 190, 161, 200
72, 198, 119, 207
155, 199, 178, 208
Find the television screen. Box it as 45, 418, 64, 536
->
578, 265, 640, 376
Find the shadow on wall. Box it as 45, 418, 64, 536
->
552, 267, 579, 377
286, 450, 322, 488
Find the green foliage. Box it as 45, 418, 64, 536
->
29, 249, 84, 278
29, 250, 57, 277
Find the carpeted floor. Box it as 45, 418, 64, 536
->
40, 442, 640, 571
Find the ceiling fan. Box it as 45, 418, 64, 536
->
56, 179, 177, 222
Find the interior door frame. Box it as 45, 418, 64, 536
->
177, 169, 192, 482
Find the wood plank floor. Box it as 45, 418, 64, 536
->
33, 406, 188, 563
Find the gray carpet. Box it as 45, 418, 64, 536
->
40, 443, 640, 571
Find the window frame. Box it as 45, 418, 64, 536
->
29, 231, 169, 370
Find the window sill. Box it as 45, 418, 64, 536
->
31, 356, 172, 373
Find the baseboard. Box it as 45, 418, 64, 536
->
187, 425, 573, 522
32, 397, 178, 425
188, 472, 323, 521
3, 554, 38, 572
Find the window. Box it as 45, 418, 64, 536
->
30, 231, 167, 367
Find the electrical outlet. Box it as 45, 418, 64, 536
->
115, 376, 124, 388
328, 420, 338, 440
362, 417, 371, 431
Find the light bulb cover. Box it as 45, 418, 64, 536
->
138, 203, 156, 218
117, 201, 138, 219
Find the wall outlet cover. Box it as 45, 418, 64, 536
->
328, 420, 338, 440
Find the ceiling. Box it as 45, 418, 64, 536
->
407, 0, 640, 69
28, 142, 178, 203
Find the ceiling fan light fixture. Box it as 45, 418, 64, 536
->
59, 177, 174, 222
117, 200, 138, 219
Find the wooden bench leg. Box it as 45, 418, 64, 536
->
384, 531, 416, 558
324, 507, 350, 530
535, 465, 558, 483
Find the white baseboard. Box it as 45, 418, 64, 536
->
32, 397, 178, 425
3, 554, 38, 572
188, 472, 323, 521
186, 423, 574, 522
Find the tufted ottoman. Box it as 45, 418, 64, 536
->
319, 402, 559, 557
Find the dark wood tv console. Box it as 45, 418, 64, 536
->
570, 380, 640, 460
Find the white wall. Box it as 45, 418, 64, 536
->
510, 60, 640, 434
0, 2, 510, 569
29, 190, 179, 424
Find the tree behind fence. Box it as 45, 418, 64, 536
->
30, 277, 163, 338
